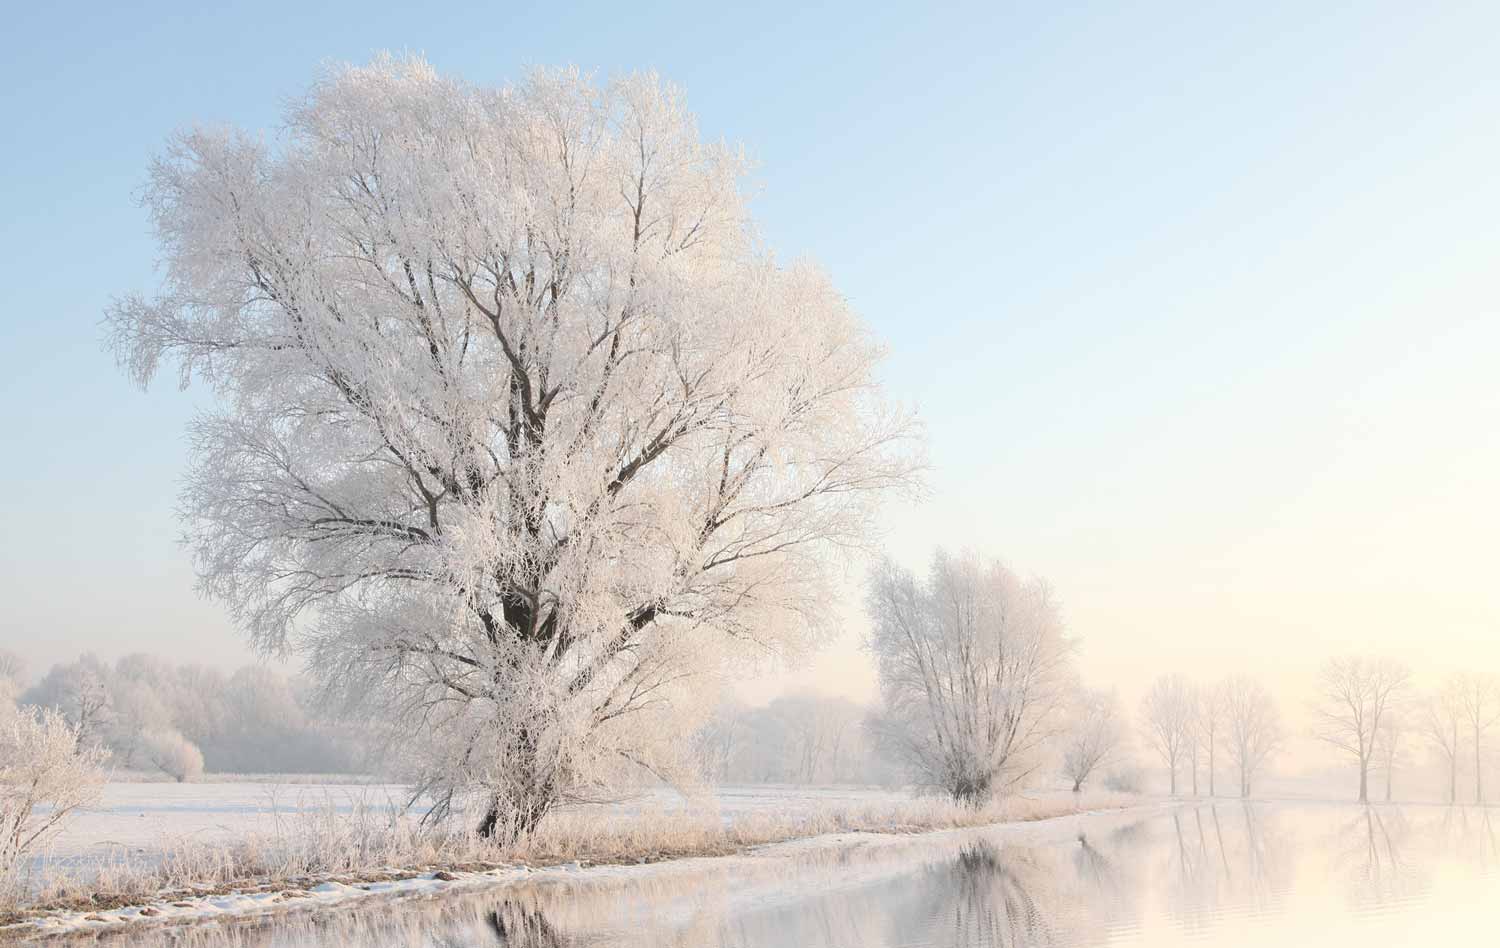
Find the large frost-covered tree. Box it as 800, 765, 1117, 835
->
866, 551, 1073, 804
107, 57, 916, 838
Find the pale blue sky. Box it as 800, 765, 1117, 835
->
2, 1, 1497, 707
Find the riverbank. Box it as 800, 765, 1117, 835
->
3, 789, 1145, 939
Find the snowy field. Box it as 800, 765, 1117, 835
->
41, 782, 410, 866
39, 781, 918, 870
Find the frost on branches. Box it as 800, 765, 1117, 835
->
866, 552, 1073, 805
107, 57, 917, 839
1, 704, 105, 895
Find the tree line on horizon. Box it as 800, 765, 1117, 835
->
1134, 658, 1500, 805
1, 652, 368, 780
10, 641, 1493, 811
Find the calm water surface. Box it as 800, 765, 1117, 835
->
57, 803, 1500, 947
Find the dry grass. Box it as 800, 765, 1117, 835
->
514, 791, 1139, 864
3, 789, 1140, 922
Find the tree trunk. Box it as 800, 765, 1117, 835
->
1072, 778, 1082, 793
1169, 765, 1177, 796
476, 749, 558, 844
477, 792, 553, 844
1358, 761, 1368, 804
1450, 754, 1457, 804
1476, 732, 1484, 804
1191, 761, 1199, 797
950, 774, 992, 808
477, 801, 504, 840
1208, 744, 1215, 798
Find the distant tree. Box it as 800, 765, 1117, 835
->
22, 653, 367, 778
170, 664, 230, 750
21, 655, 113, 752
1195, 681, 1226, 797
1061, 689, 1123, 793
141, 729, 205, 783
107, 57, 916, 840
1375, 714, 1404, 803
1423, 678, 1465, 804
217, 667, 319, 772
768, 695, 831, 784
691, 701, 745, 783
1102, 765, 1144, 794
1455, 673, 1500, 804
1184, 687, 1201, 797
867, 551, 1073, 804
1312, 657, 1410, 803
1, 705, 105, 891
106, 675, 175, 769
691, 692, 887, 786
1140, 675, 1193, 795
0, 652, 24, 707
1221, 675, 1282, 798
774, 695, 864, 784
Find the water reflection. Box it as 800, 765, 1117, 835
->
1161, 802, 1293, 930
1436, 804, 1500, 869
907, 842, 1056, 946
31, 804, 1500, 948
486, 902, 567, 947
1323, 805, 1420, 908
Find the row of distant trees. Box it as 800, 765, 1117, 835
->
693, 695, 899, 786
1313, 658, 1500, 805
1138, 674, 1283, 798
1133, 658, 1500, 804
2, 652, 369, 780
14, 642, 1492, 808
702, 549, 1499, 808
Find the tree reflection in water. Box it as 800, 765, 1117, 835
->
1437, 804, 1500, 869
1072, 832, 1118, 895
1324, 805, 1419, 908
1161, 802, 1293, 930
940, 842, 1056, 947
487, 901, 567, 947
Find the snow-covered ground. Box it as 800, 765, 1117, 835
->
38, 780, 917, 868
39, 781, 413, 866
